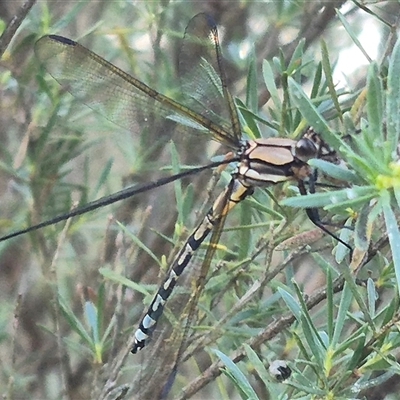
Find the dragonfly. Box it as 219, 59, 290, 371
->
1, 13, 348, 357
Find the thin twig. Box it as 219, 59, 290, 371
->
0, 0, 37, 58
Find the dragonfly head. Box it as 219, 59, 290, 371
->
298, 126, 339, 163
293, 136, 318, 162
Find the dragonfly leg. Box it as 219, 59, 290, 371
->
298, 179, 354, 258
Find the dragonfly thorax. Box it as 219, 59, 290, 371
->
236, 137, 316, 187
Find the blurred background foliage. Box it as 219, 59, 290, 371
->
1, 1, 400, 399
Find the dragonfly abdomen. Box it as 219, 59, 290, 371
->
131, 214, 214, 353
131, 180, 252, 353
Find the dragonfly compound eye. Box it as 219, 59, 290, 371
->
294, 138, 318, 162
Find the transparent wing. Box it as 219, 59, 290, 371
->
34, 23, 240, 149
179, 13, 242, 143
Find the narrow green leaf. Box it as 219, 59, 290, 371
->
346, 333, 366, 370
92, 158, 113, 199
100, 315, 115, 348
310, 62, 322, 99
84, 300, 97, 334
334, 218, 353, 263
325, 193, 376, 214
293, 283, 327, 365
288, 78, 343, 150
58, 295, 92, 347
382, 191, 400, 296
313, 252, 340, 277
170, 141, 184, 225
246, 47, 258, 113
182, 183, 194, 222
350, 131, 387, 176
287, 380, 325, 396
320, 39, 342, 120
287, 39, 305, 76
332, 281, 353, 347
386, 36, 400, 149
367, 278, 377, 318
300, 319, 325, 366
213, 349, 258, 400
282, 186, 375, 209
84, 300, 99, 345
309, 159, 359, 183
326, 268, 334, 341
394, 187, 400, 210
96, 283, 106, 342
381, 296, 398, 326
336, 9, 372, 63
99, 267, 152, 295
366, 63, 383, 147
262, 60, 281, 110
278, 287, 301, 320
354, 202, 370, 251
335, 264, 375, 329
238, 200, 252, 260
239, 106, 262, 139
116, 221, 163, 268
354, 371, 397, 391
237, 99, 274, 128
